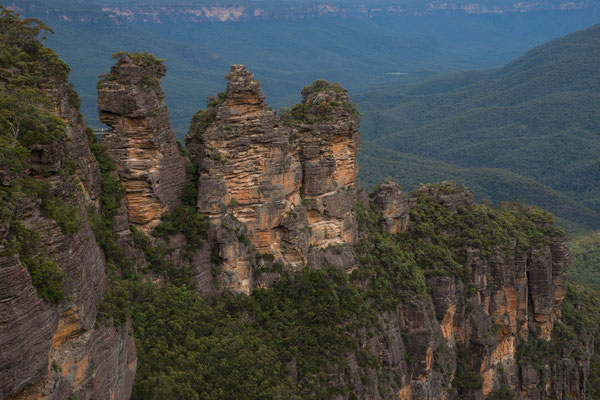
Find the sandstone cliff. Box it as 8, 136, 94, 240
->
0, 16, 136, 398
185, 66, 361, 294
359, 181, 579, 399
0, 97, 136, 400
97, 52, 187, 232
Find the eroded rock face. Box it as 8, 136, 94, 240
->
1, 185, 136, 400
98, 53, 187, 231
370, 180, 410, 234
186, 66, 361, 293
48, 82, 102, 208
1, 76, 136, 400
412, 183, 574, 399
294, 81, 361, 249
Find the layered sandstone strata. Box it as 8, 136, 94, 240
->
368, 182, 575, 398
97, 53, 187, 231
1, 84, 136, 400
293, 79, 361, 248
186, 66, 362, 293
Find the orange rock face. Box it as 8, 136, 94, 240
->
186, 66, 361, 293
98, 53, 187, 232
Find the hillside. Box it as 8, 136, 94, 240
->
6, 0, 598, 135
357, 24, 600, 231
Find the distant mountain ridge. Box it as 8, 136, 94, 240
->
358, 24, 600, 232
6, 0, 598, 23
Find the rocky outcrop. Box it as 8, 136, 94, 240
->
97, 52, 187, 231
1, 66, 136, 399
0, 173, 136, 400
294, 79, 361, 249
368, 182, 576, 399
48, 82, 102, 208
186, 66, 361, 294
370, 180, 410, 234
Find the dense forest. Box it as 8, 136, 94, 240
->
357, 24, 600, 233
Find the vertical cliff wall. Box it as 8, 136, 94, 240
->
0, 13, 136, 397
293, 80, 361, 248
364, 181, 578, 399
185, 66, 362, 294
97, 52, 187, 232
1, 77, 136, 400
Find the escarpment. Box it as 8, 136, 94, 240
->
365, 181, 578, 399
97, 52, 187, 232
0, 19, 136, 399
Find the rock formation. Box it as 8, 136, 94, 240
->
294, 79, 361, 248
370, 180, 410, 234
185, 66, 361, 294
367, 182, 576, 398
97, 52, 187, 231
1, 74, 136, 399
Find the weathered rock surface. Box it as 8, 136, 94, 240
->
370, 180, 410, 233
378, 182, 574, 399
186, 66, 361, 293
1, 182, 136, 400
1, 75, 136, 399
48, 82, 102, 208
294, 80, 361, 249
98, 53, 187, 231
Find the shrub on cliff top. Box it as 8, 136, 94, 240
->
301, 79, 347, 98
112, 51, 165, 67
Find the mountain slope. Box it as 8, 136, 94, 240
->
357, 24, 600, 231
12, 0, 595, 135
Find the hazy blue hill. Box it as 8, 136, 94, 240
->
357, 24, 600, 231
569, 230, 600, 286
32, 2, 600, 135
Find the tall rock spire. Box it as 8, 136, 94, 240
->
186, 66, 362, 293
97, 52, 187, 231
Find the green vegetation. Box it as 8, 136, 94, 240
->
7, 221, 66, 304
112, 51, 165, 67
152, 205, 208, 260
487, 385, 516, 400
189, 93, 226, 136
130, 268, 371, 399
565, 231, 600, 398
393, 183, 562, 285
568, 230, 600, 285
41, 196, 80, 235
452, 346, 483, 393
227, 198, 240, 208
280, 79, 359, 125
357, 25, 600, 231
25, 257, 66, 304
86, 128, 130, 271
